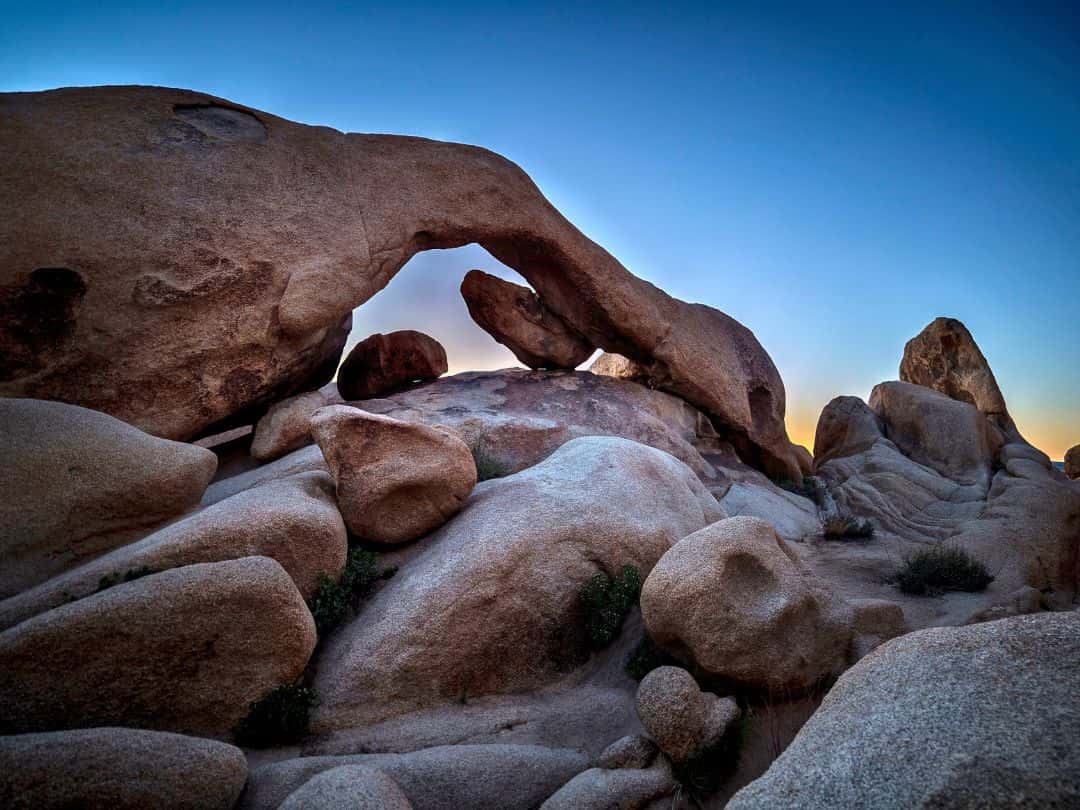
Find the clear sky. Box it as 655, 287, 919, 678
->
3, 1, 1078, 458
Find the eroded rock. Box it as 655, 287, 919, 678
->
251, 390, 333, 461
460, 269, 593, 369
0, 398, 217, 599
337, 331, 448, 401
279, 765, 412, 810
310, 405, 476, 544
635, 666, 739, 763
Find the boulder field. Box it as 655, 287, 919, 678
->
2, 85, 1078, 809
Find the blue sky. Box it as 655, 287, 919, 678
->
3, 1, 1078, 456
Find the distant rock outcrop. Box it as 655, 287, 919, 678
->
337, 331, 448, 401
0, 86, 800, 478
1066, 444, 1080, 479
460, 269, 593, 369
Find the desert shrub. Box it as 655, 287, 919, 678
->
234, 683, 319, 748
624, 634, 676, 680
775, 475, 823, 504
581, 565, 642, 649
821, 512, 874, 540
96, 566, 157, 592
308, 548, 396, 635
473, 443, 516, 482
891, 545, 994, 595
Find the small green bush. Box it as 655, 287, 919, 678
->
96, 566, 157, 592
234, 683, 319, 748
891, 545, 994, 595
581, 565, 642, 649
822, 513, 874, 540
775, 475, 822, 503
308, 548, 395, 635
473, 444, 515, 482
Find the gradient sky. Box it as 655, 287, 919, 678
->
3, 1, 1078, 457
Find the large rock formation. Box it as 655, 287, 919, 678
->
634, 666, 739, 763
0, 471, 347, 630
0, 727, 248, 810
460, 269, 593, 369
900, 317, 1020, 440
0, 556, 316, 738
641, 517, 854, 692
0, 398, 217, 599
310, 405, 477, 544
0, 85, 800, 478
312, 436, 722, 729
728, 613, 1080, 808
337, 331, 448, 401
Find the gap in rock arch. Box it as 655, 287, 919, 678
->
337, 244, 600, 378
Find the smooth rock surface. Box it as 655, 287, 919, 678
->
279, 765, 413, 810
242, 745, 588, 810
0, 471, 346, 630
251, 390, 332, 461
0, 398, 216, 599
540, 759, 675, 810
727, 613, 1080, 809
596, 735, 657, 770
460, 269, 593, 369
311, 405, 476, 544
0, 85, 800, 478
312, 436, 722, 729
0, 727, 247, 810
0, 556, 316, 738
641, 517, 854, 692
337, 331, 447, 401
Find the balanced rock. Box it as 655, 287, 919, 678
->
641, 517, 854, 692
0, 471, 347, 630
251, 389, 332, 461
900, 317, 1019, 439
0, 398, 217, 599
337, 331, 447, 400
312, 437, 722, 730
280, 765, 412, 810
635, 666, 739, 763
311, 405, 476, 544
0, 86, 800, 478
868, 381, 1002, 488
0, 556, 316, 738
0, 727, 248, 810
1066, 444, 1080, 479
460, 269, 593, 369
727, 612, 1080, 809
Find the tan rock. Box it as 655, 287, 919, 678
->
279, 765, 412, 810
812, 395, 884, 469
202, 444, 327, 506
311, 405, 476, 544
869, 381, 1003, 488
0, 727, 248, 810
589, 352, 653, 385
251, 390, 331, 461
0, 471, 346, 630
0, 398, 217, 599
641, 517, 854, 693
337, 331, 447, 401
312, 437, 722, 730
1066, 444, 1080, 479
0, 86, 799, 479
460, 269, 593, 369
900, 317, 1019, 439
792, 444, 814, 477
635, 666, 738, 763
0, 556, 316, 738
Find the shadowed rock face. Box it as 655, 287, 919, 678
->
0, 85, 799, 478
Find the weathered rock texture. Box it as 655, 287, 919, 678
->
641, 517, 854, 692
242, 745, 588, 810
0, 471, 346, 630
1066, 443, 1080, 479
0, 727, 248, 810
337, 331, 448, 401
312, 436, 722, 730
0, 557, 316, 738
590, 352, 652, 385
540, 759, 674, 810
310, 405, 477, 544
900, 316, 1020, 440
0, 85, 800, 477
635, 666, 739, 763
279, 765, 413, 810
0, 398, 217, 599
728, 612, 1080, 809
460, 269, 593, 369
251, 389, 333, 461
